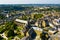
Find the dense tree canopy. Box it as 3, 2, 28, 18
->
0, 21, 24, 39
34, 14, 43, 19
5, 21, 17, 30
0, 14, 6, 19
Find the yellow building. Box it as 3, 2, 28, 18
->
26, 27, 42, 40
41, 20, 46, 28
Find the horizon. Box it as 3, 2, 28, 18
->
0, 0, 60, 4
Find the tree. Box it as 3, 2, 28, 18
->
0, 25, 6, 33
0, 14, 6, 19
0, 36, 3, 40
0, 21, 24, 39
5, 21, 17, 30
0, 36, 6, 40
4, 21, 17, 38
34, 14, 43, 19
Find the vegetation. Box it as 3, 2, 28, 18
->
34, 14, 43, 19
4, 21, 17, 30
0, 21, 24, 39
0, 25, 6, 33
53, 8, 60, 12
0, 14, 6, 19
17, 34, 24, 39
19, 15, 28, 20
22, 15, 28, 20
0, 36, 6, 40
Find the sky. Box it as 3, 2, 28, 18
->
0, 0, 60, 4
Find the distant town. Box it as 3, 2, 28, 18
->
0, 4, 60, 40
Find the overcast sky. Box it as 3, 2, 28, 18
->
0, 0, 60, 4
